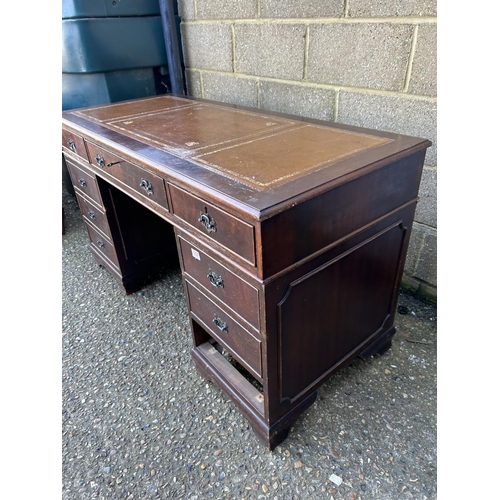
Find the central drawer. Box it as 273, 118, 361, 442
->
186, 281, 262, 380
86, 141, 169, 210
178, 235, 260, 329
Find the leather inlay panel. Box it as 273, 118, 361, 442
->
197, 124, 391, 189
74, 95, 193, 122
73, 96, 392, 191
88, 104, 292, 158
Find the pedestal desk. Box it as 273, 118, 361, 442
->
62, 94, 431, 449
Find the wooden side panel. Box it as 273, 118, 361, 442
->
277, 221, 406, 402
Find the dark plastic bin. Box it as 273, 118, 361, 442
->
62, 16, 168, 110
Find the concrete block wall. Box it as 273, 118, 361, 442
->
177, 0, 437, 302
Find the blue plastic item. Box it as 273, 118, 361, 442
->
62, 7, 170, 110
62, 69, 162, 110
62, 17, 167, 74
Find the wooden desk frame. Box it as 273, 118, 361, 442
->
62, 95, 430, 449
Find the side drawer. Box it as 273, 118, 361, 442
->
169, 183, 255, 265
85, 222, 119, 268
62, 128, 89, 162
178, 235, 259, 329
65, 157, 103, 206
75, 191, 111, 239
186, 281, 262, 379
86, 141, 169, 210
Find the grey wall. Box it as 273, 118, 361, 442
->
177, 0, 437, 302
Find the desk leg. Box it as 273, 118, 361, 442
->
190, 337, 317, 451
359, 326, 396, 360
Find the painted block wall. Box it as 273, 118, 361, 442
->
177, 0, 437, 302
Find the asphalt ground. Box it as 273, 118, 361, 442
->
61, 185, 437, 500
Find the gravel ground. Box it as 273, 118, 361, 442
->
62, 186, 437, 500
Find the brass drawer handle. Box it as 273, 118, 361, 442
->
139, 179, 153, 195
96, 239, 105, 249
207, 270, 224, 288
78, 178, 87, 188
88, 210, 96, 220
213, 317, 228, 333
198, 212, 216, 233
67, 139, 76, 152
95, 155, 105, 167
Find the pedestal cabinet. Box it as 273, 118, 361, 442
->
62, 95, 431, 449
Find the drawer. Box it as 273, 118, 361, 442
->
75, 191, 111, 238
62, 128, 89, 162
85, 222, 119, 268
65, 157, 103, 206
169, 184, 255, 265
178, 236, 259, 329
186, 281, 262, 379
86, 141, 169, 210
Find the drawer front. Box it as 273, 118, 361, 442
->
86, 141, 169, 210
178, 236, 259, 329
85, 223, 119, 268
169, 184, 255, 265
75, 191, 111, 238
186, 281, 262, 379
65, 157, 103, 206
62, 129, 89, 162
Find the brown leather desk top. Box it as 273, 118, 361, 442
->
62, 95, 430, 216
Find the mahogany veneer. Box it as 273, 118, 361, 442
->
62, 94, 431, 449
